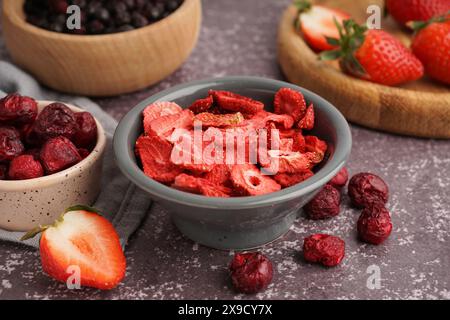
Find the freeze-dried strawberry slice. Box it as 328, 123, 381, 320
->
210, 90, 264, 115
262, 150, 314, 174
204, 164, 232, 188
231, 164, 281, 196
143, 102, 182, 135
194, 112, 244, 128
172, 173, 231, 197
280, 138, 294, 152
292, 131, 306, 152
298, 104, 315, 130
274, 88, 307, 122
246, 111, 295, 130
188, 95, 214, 114
305, 136, 327, 163
274, 170, 314, 188
136, 135, 182, 184
147, 109, 194, 139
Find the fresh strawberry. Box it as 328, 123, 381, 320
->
146, 109, 194, 139
188, 95, 214, 114
411, 17, 450, 85
209, 90, 264, 115
143, 102, 182, 135
298, 104, 314, 130
386, 0, 450, 26
172, 173, 231, 197
21, 206, 126, 290
231, 164, 281, 196
274, 88, 307, 122
294, 0, 351, 52
320, 20, 424, 86
194, 112, 245, 127
274, 170, 314, 188
136, 135, 182, 184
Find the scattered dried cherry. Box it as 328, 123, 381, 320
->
328, 167, 349, 189
357, 203, 393, 245
8, 155, 44, 180
304, 184, 341, 220
0, 126, 25, 162
303, 234, 345, 267
32, 103, 77, 142
73, 112, 98, 148
0, 93, 38, 125
348, 172, 389, 208
229, 252, 273, 294
40, 136, 82, 174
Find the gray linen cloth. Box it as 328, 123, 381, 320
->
0, 61, 152, 248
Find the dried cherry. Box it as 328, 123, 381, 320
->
40, 136, 82, 174
357, 203, 393, 245
0, 126, 25, 162
32, 103, 77, 142
73, 112, 98, 148
348, 172, 389, 208
303, 234, 345, 267
8, 155, 44, 180
229, 252, 273, 294
0, 93, 38, 125
304, 184, 341, 220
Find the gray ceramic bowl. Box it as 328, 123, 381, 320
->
114, 76, 352, 250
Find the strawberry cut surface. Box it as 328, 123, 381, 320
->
39, 210, 126, 290
145, 109, 193, 138
143, 102, 182, 135
274, 88, 307, 122
210, 90, 264, 115
231, 163, 281, 196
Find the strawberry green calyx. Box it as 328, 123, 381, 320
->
20, 205, 102, 241
293, 0, 312, 13
408, 11, 450, 32
319, 19, 368, 76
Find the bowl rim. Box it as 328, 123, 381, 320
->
114, 76, 352, 209
2, 0, 196, 41
0, 100, 107, 191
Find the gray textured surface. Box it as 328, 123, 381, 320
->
1, 0, 449, 300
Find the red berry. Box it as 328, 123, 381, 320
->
348, 172, 389, 208
357, 203, 393, 245
229, 252, 273, 294
328, 166, 349, 189
274, 88, 307, 122
194, 112, 244, 128
188, 95, 214, 114
298, 104, 314, 130
78, 148, 91, 159
386, 0, 450, 25
8, 155, 44, 180
304, 184, 341, 220
40, 136, 82, 174
303, 234, 345, 267
210, 90, 264, 115
0, 93, 38, 125
32, 103, 77, 142
0, 126, 25, 162
0, 164, 7, 180
274, 170, 314, 188
231, 164, 281, 196
73, 112, 97, 148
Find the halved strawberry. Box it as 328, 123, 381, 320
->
274, 88, 307, 122
294, 0, 351, 52
136, 135, 182, 184
274, 170, 314, 188
22, 206, 126, 290
143, 102, 182, 135
209, 90, 264, 115
194, 112, 245, 127
298, 104, 315, 130
146, 109, 194, 139
188, 95, 214, 114
231, 164, 281, 196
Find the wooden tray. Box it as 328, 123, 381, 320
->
277, 0, 450, 138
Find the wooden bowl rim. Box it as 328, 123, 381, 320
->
2, 0, 197, 42
280, 5, 450, 99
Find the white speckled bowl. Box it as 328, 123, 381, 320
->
0, 101, 106, 231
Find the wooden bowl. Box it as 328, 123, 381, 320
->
2, 0, 202, 97
278, 0, 450, 139
0, 101, 107, 232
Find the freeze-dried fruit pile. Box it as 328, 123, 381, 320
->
0, 93, 97, 180
135, 88, 328, 197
